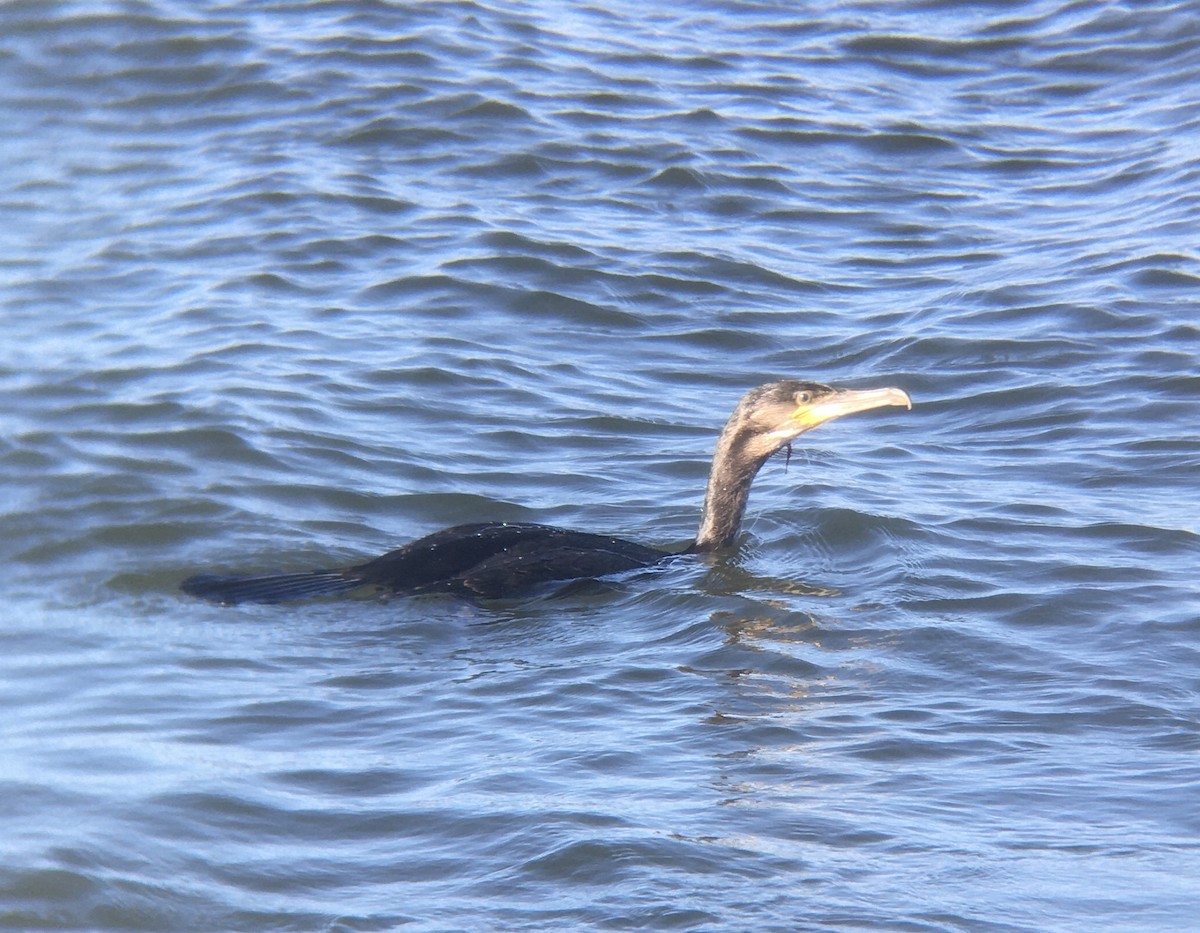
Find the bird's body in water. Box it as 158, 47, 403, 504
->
181, 381, 911, 604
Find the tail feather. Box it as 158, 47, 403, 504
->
181, 569, 362, 605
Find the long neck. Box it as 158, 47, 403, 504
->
692, 428, 775, 551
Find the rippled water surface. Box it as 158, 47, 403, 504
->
3, 2, 1199, 931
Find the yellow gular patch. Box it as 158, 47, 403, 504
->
790, 405, 828, 428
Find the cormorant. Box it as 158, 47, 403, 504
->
181, 380, 910, 604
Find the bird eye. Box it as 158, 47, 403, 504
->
794, 391, 812, 405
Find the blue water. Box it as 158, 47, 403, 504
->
2, 2, 1199, 931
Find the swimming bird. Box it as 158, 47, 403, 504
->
181, 380, 910, 603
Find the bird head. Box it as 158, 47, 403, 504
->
734, 380, 912, 459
